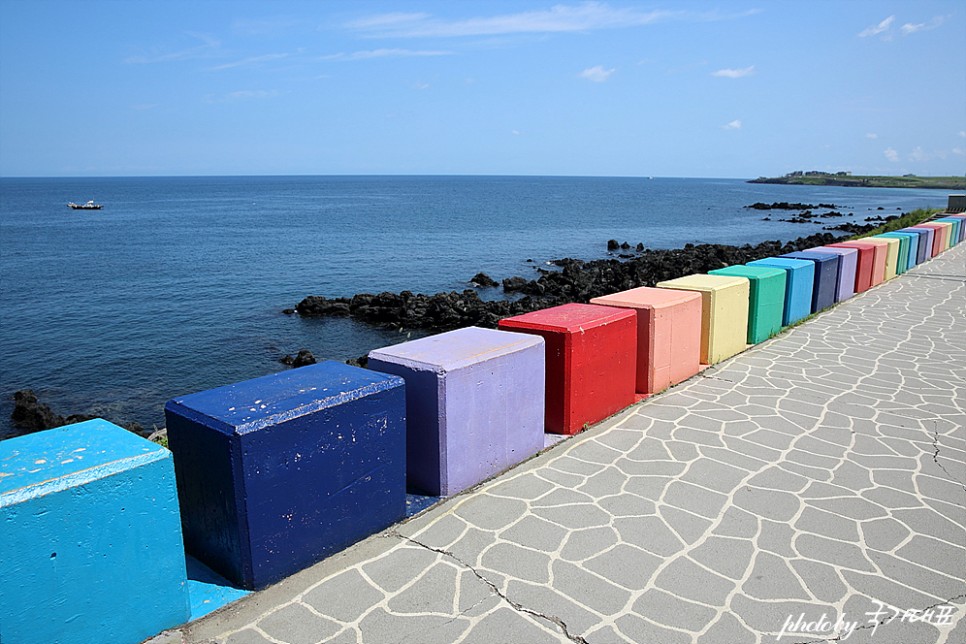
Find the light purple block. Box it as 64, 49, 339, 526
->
368, 326, 545, 497
807, 246, 857, 302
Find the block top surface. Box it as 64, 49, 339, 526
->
780, 251, 838, 265
0, 419, 167, 503
910, 223, 943, 229
656, 274, 748, 292
808, 246, 858, 258
369, 326, 543, 373
166, 361, 404, 434
853, 238, 889, 247
708, 265, 785, 281
828, 241, 877, 250
590, 286, 701, 310
879, 232, 917, 239
500, 302, 635, 333
748, 257, 813, 271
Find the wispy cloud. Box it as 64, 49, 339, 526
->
900, 16, 945, 35
125, 32, 221, 64
723, 119, 742, 130
859, 15, 894, 38
320, 48, 453, 61
345, 2, 756, 38
959, 131, 966, 138
579, 65, 615, 82
712, 65, 755, 79
884, 147, 899, 162
866, 133, 878, 140
208, 53, 290, 71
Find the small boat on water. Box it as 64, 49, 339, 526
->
68, 200, 102, 210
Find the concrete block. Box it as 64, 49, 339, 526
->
941, 214, 966, 242
591, 286, 702, 395
844, 239, 890, 284
499, 303, 636, 434
708, 265, 786, 343
806, 246, 857, 301
780, 251, 839, 312
914, 222, 950, 253
873, 234, 909, 274
827, 242, 876, 293
368, 327, 544, 497
747, 257, 814, 325
934, 217, 963, 245
165, 361, 406, 590
899, 227, 930, 264
0, 420, 190, 644
905, 226, 935, 261
655, 274, 750, 365
879, 232, 918, 271
868, 237, 900, 279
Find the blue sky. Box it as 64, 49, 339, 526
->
1, 0, 963, 178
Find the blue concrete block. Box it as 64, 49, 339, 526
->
780, 251, 839, 312
880, 232, 919, 271
747, 257, 815, 325
165, 361, 406, 590
0, 420, 190, 644
934, 217, 963, 245
896, 228, 929, 265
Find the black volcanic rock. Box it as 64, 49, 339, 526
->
607, 239, 620, 250
280, 349, 317, 368
470, 272, 499, 288
292, 232, 843, 334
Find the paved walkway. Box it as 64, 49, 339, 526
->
169, 243, 965, 644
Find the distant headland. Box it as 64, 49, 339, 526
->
749, 171, 966, 190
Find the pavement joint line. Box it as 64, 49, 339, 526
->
931, 421, 966, 492
397, 533, 590, 644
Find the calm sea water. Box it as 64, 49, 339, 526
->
0, 176, 948, 437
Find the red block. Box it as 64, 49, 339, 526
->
830, 240, 885, 287
499, 303, 636, 435
827, 242, 875, 293
912, 223, 947, 255
590, 287, 702, 396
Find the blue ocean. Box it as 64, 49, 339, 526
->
0, 176, 948, 437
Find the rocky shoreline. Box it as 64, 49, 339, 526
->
288, 229, 867, 334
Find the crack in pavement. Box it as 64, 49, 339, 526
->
932, 420, 966, 492
398, 535, 590, 644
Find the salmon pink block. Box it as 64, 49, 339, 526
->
499, 303, 636, 434
591, 287, 702, 396
934, 217, 963, 245
806, 247, 857, 301
368, 327, 545, 497
831, 240, 887, 286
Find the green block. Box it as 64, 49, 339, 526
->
708, 265, 786, 344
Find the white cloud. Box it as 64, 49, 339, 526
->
900, 16, 945, 35
723, 119, 742, 130
125, 32, 221, 64
958, 131, 966, 138
346, 2, 756, 38
205, 90, 280, 103
579, 65, 615, 82
884, 147, 899, 162
859, 15, 894, 38
413, 82, 431, 90
321, 48, 453, 61
712, 65, 755, 79
866, 133, 878, 140
953, 147, 965, 156
909, 146, 929, 162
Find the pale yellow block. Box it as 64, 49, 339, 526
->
655, 274, 750, 365
860, 238, 895, 281
935, 221, 954, 250
875, 236, 900, 280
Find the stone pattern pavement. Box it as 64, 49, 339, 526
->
173, 243, 966, 644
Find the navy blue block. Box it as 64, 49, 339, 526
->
165, 361, 406, 590
781, 251, 839, 312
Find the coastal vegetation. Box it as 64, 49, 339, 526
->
749, 171, 966, 190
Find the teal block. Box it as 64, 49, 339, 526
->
747, 257, 814, 325
934, 217, 962, 245
880, 232, 918, 271
0, 420, 190, 644
709, 265, 786, 343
